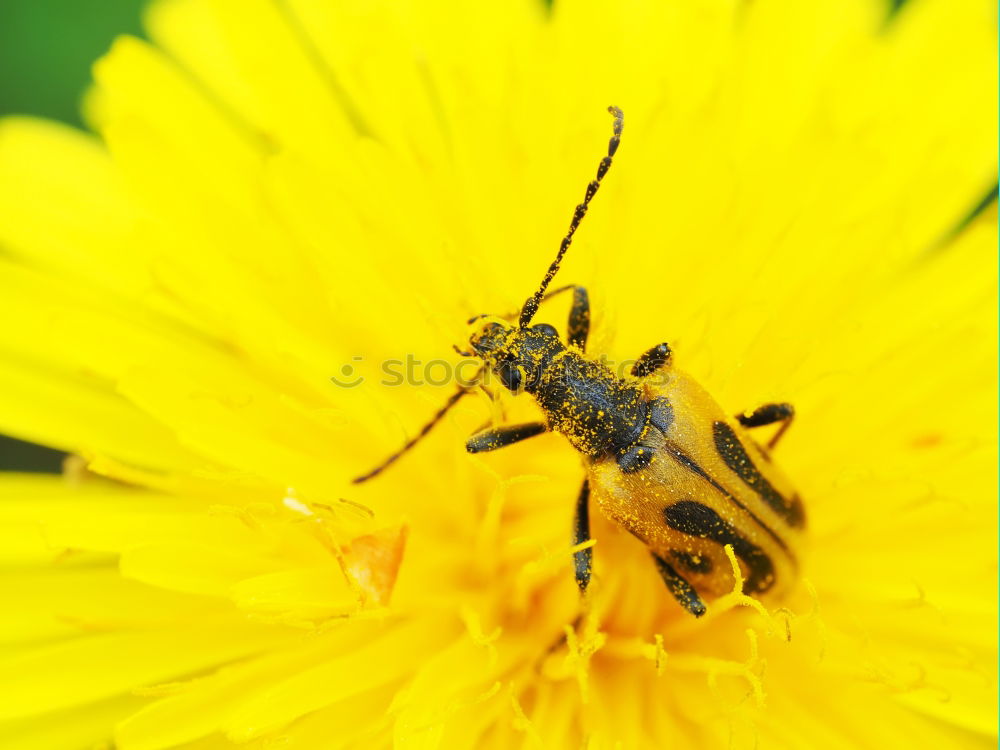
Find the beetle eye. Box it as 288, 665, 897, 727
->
531, 323, 559, 338
497, 360, 523, 392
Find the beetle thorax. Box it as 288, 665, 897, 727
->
470, 321, 648, 460
533, 350, 648, 458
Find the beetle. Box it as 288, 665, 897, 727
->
353, 107, 805, 616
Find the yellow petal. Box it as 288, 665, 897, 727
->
0, 624, 291, 721
0, 696, 146, 750
223, 617, 455, 742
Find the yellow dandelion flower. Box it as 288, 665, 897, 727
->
0, 0, 996, 748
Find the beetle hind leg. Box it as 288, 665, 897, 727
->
736, 402, 795, 450
652, 553, 707, 617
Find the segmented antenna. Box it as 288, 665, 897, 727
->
352, 387, 471, 483
518, 106, 623, 329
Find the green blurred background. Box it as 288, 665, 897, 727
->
0, 0, 146, 471
0, 0, 146, 128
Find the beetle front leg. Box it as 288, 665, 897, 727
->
631, 342, 672, 378
736, 402, 795, 449
466, 422, 548, 453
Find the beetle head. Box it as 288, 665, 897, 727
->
469, 320, 563, 394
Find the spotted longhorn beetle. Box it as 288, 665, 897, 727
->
354, 107, 805, 616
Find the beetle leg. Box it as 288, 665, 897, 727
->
535, 482, 591, 665
565, 286, 590, 351
736, 402, 795, 450
466, 421, 548, 453
631, 342, 673, 378
532, 282, 589, 349
572, 479, 592, 592
651, 553, 707, 617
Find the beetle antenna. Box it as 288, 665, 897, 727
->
352, 384, 475, 483
518, 106, 623, 328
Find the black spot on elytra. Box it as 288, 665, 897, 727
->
670, 549, 713, 574
662, 500, 775, 593
712, 421, 805, 528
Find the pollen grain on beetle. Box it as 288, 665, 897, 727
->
0, 1, 994, 749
